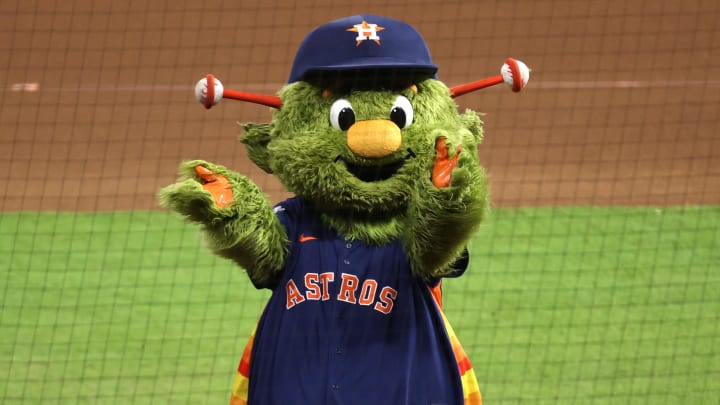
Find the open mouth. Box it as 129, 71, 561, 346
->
343, 160, 404, 182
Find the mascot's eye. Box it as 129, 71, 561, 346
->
330, 99, 356, 131
389, 95, 414, 129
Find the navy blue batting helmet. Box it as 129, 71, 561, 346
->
288, 15, 438, 83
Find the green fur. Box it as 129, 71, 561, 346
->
242, 123, 274, 174
158, 160, 287, 286
160, 77, 489, 281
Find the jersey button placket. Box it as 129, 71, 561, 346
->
330, 238, 353, 393
332, 237, 352, 396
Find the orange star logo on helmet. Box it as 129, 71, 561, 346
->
347, 20, 385, 46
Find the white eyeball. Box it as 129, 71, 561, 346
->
389, 95, 413, 129
330, 99, 355, 130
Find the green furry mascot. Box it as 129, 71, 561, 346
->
160, 14, 528, 405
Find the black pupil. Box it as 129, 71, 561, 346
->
338, 108, 355, 131
390, 107, 406, 128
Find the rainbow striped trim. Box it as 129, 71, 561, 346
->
229, 326, 256, 405
430, 283, 483, 405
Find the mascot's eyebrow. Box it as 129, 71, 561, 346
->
322, 83, 417, 101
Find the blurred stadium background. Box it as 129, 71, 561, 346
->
1, 0, 718, 403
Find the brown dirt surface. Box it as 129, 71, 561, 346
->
2, 0, 718, 211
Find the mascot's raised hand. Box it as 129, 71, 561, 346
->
386, 78, 490, 277
161, 14, 529, 405
159, 160, 286, 286
159, 160, 240, 221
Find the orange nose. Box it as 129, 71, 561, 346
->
346, 119, 402, 158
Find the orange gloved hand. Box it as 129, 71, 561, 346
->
432, 138, 462, 189
195, 165, 233, 208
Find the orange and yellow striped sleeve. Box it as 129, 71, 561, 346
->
229, 327, 256, 405
430, 283, 483, 405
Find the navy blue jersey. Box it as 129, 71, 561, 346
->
243, 197, 466, 405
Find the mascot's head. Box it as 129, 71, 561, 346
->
195, 14, 529, 225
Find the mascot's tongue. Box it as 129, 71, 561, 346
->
432, 138, 461, 188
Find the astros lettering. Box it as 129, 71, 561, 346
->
285, 272, 398, 314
